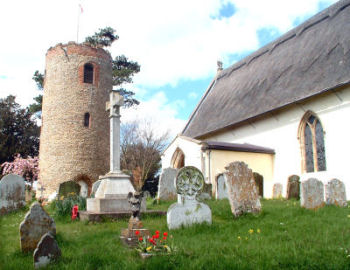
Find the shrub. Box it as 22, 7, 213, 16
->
51, 193, 86, 217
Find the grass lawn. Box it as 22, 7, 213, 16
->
1, 199, 350, 269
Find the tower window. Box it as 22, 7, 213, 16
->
84, 112, 90, 127
299, 112, 326, 173
83, 63, 94, 83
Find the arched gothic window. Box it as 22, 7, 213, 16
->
298, 111, 326, 173
83, 63, 94, 83
84, 112, 90, 127
171, 148, 185, 169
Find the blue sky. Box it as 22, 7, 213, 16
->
0, 0, 338, 137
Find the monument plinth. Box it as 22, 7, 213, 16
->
87, 91, 135, 213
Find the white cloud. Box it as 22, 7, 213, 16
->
188, 92, 198, 99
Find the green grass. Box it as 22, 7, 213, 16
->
1, 199, 350, 269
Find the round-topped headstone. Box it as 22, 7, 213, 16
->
176, 166, 204, 200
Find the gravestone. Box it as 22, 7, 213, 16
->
287, 175, 300, 200
253, 172, 263, 197
78, 181, 88, 198
300, 178, 325, 209
0, 174, 26, 214
33, 233, 61, 268
58, 181, 81, 198
197, 182, 212, 200
90, 180, 102, 197
224, 161, 261, 217
157, 168, 177, 200
216, 174, 228, 200
20, 202, 56, 252
325, 179, 347, 207
167, 166, 212, 229
272, 183, 283, 198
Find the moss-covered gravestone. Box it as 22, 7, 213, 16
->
58, 181, 81, 197
287, 175, 300, 200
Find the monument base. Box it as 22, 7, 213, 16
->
87, 197, 131, 212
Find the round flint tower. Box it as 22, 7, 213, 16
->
38, 42, 111, 198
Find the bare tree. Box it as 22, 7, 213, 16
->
120, 120, 169, 191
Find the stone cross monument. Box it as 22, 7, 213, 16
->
87, 90, 135, 213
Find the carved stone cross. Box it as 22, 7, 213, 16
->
105, 90, 124, 173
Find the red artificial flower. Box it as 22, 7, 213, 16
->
153, 234, 159, 239
149, 238, 156, 245
139, 237, 143, 241
163, 232, 168, 236
155, 230, 160, 235
163, 236, 167, 240
135, 230, 140, 236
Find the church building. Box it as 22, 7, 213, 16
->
161, 0, 350, 198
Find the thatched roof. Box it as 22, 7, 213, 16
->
182, 0, 350, 139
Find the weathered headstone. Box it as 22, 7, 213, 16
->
157, 168, 177, 200
300, 178, 325, 209
197, 182, 212, 200
224, 161, 261, 217
216, 174, 228, 200
0, 174, 26, 214
58, 181, 81, 198
325, 179, 347, 207
33, 233, 61, 268
253, 172, 264, 197
78, 181, 88, 198
90, 180, 102, 197
272, 183, 283, 199
20, 202, 56, 252
167, 166, 212, 229
287, 175, 300, 200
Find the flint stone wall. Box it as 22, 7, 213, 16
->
224, 161, 261, 217
20, 202, 56, 252
157, 168, 177, 200
300, 178, 325, 209
0, 174, 25, 214
325, 179, 347, 207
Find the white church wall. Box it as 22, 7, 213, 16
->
203, 87, 350, 198
161, 136, 203, 172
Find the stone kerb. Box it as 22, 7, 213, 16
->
157, 168, 178, 200
300, 178, 325, 209
167, 166, 212, 229
20, 202, 56, 252
224, 161, 261, 217
0, 174, 26, 214
325, 179, 347, 207
272, 183, 283, 199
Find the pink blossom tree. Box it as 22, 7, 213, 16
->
1, 154, 39, 188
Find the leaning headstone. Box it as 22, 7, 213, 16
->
272, 183, 283, 199
58, 181, 81, 197
224, 161, 261, 217
157, 168, 177, 200
33, 233, 61, 268
300, 178, 325, 209
253, 172, 264, 197
325, 179, 347, 207
287, 175, 300, 200
0, 174, 26, 214
20, 202, 56, 252
78, 181, 88, 198
216, 174, 228, 200
90, 180, 101, 197
167, 166, 212, 229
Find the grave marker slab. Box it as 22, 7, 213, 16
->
287, 175, 300, 200
58, 181, 81, 197
167, 166, 212, 229
157, 168, 177, 200
0, 174, 26, 214
216, 174, 228, 200
224, 161, 261, 217
325, 179, 347, 207
33, 233, 61, 269
300, 178, 325, 209
272, 183, 283, 198
20, 202, 56, 252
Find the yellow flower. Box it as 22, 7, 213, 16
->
146, 246, 152, 251
257, 229, 261, 234
237, 236, 241, 240
347, 215, 350, 218
60, 196, 64, 200
248, 229, 254, 234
